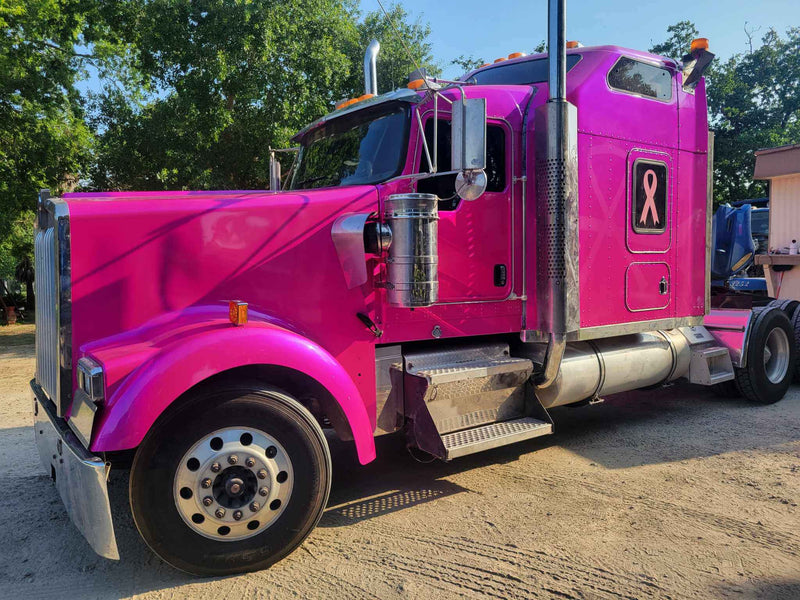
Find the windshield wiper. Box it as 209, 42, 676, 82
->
293, 175, 332, 189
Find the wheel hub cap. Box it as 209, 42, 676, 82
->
174, 427, 293, 541
764, 326, 790, 384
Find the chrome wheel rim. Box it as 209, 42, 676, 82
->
763, 327, 790, 384
174, 427, 293, 541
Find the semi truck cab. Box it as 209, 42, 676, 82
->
31, 25, 796, 576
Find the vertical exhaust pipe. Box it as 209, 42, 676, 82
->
548, 0, 566, 101
364, 40, 380, 96
534, 0, 579, 387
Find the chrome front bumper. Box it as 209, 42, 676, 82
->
32, 380, 119, 559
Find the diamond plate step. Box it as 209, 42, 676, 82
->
405, 344, 533, 385
441, 417, 553, 460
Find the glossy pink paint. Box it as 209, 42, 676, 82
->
62, 45, 714, 463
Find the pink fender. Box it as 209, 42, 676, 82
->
89, 320, 376, 464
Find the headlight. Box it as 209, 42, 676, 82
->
77, 357, 104, 404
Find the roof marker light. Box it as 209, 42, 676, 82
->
407, 78, 426, 90
566, 40, 582, 49
508, 52, 526, 59
690, 37, 709, 52
494, 57, 506, 63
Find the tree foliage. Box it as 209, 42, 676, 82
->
0, 0, 437, 280
651, 22, 800, 206
89, 0, 437, 191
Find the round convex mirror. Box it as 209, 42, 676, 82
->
455, 169, 488, 201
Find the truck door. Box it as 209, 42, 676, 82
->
416, 116, 514, 303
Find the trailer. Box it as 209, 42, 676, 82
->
31, 1, 796, 576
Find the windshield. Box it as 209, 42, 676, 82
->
291, 104, 410, 190
751, 210, 769, 236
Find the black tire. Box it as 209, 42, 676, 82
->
734, 308, 796, 404
130, 384, 331, 576
792, 307, 800, 382
767, 298, 799, 320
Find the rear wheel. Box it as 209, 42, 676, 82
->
791, 307, 800, 382
734, 308, 795, 404
130, 385, 331, 576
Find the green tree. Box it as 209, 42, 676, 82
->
89, 0, 438, 191
651, 22, 800, 206
0, 0, 97, 278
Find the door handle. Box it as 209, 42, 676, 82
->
659, 276, 669, 295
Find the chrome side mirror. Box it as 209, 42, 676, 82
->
451, 97, 486, 171
455, 169, 487, 201
451, 96, 487, 201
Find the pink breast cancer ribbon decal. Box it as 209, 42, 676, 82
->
640, 169, 660, 226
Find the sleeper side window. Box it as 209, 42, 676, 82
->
417, 119, 506, 210
607, 57, 673, 101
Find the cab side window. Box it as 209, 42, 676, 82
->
417, 119, 507, 210
607, 57, 672, 101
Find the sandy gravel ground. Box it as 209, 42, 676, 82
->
1, 323, 799, 599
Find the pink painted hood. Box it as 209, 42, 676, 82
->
64, 186, 381, 402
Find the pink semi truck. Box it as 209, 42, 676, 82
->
31, 3, 796, 576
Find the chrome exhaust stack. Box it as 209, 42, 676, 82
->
364, 40, 380, 96
534, 0, 580, 387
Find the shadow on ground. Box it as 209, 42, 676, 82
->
1, 381, 798, 597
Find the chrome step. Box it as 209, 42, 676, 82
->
406, 344, 533, 385
442, 417, 553, 460
688, 345, 735, 385
436, 408, 501, 434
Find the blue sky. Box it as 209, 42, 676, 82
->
362, 0, 800, 78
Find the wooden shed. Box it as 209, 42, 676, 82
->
753, 143, 800, 298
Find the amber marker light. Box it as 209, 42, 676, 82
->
494, 57, 506, 63
566, 40, 580, 49
356, 94, 375, 102
508, 52, 525, 59
407, 78, 426, 90
690, 38, 709, 52
229, 301, 248, 326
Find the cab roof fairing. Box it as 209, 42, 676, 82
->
459, 45, 680, 83
292, 88, 423, 144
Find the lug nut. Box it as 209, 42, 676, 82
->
257, 469, 268, 480
258, 486, 269, 497
210, 462, 221, 473
215, 508, 226, 518
250, 502, 260, 512
228, 455, 238, 465
245, 457, 256, 468
201, 478, 212, 488
203, 496, 214, 507
233, 510, 243, 521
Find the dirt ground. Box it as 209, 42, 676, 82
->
1, 323, 799, 599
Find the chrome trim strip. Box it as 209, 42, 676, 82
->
705, 131, 714, 315
523, 315, 704, 343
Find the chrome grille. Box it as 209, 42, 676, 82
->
35, 226, 59, 402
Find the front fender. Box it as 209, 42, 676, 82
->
90, 321, 376, 464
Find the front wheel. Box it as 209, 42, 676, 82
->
734, 308, 796, 404
130, 385, 331, 576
